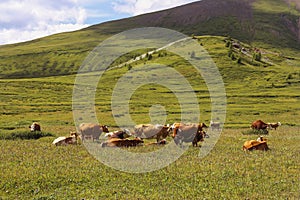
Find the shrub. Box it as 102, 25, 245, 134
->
0, 131, 55, 140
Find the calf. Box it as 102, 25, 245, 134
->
268, 122, 281, 130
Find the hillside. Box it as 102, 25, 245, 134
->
0, 0, 299, 78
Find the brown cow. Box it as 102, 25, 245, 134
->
243, 140, 269, 151
133, 124, 171, 142
79, 123, 109, 141
101, 137, 144, 147
172, 123, 208, 146
251, 120, 269, 130
29, 122, 41, 131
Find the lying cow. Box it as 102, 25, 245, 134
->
52, 132, 79, 146
29, 122, 41, 131
79, 123, 109, 141
243, 139, 269, 151
105, 129, 132, 139
268, 122, 281, 130
133, 124, 171, 142
251, 120, 269, 130
172, 123, 208, 147
101, 137, 144, 147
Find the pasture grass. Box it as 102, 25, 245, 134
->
0, 127, 299, 199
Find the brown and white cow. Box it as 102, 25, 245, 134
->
79, 123, 109, 141
243, 140, 269, 151
105, 129, 132, 139
101, 137, 144, 147
251, 120, 269, 130
172, 123, 208, 146
133, 124, 171, 142
29, 122, 41, 131
52, 132, 79, 146
268, 122, 281, 130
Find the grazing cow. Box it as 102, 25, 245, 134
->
251, 120, 269, 130
268, 122, 281, 130
105, 129, 132, 139
79, 123, 109, 141
243, 140, 269, 151
210, 120, 221, 131
172, 123, 208, 146
29, 122, 41, 131
133, 124, 171, 142
101, 137, 144, 147
52, 132, 79, 146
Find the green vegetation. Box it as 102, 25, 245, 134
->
0, 34, 299, 198
0, 131, 54, 140
0, 0, 299, 198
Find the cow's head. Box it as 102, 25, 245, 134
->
102, 125, 109, 133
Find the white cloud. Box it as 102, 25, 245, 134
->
0, 0, 89, 45
112, 0, 197, 15
0, 0, 198, 45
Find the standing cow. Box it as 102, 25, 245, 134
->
172, 123, 208, 146
251, 120, 269, 130
79, 123, 109, 141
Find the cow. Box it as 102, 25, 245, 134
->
170, 122, 208, 138
210, 120, 221, 131
251, 120, 269, 130
52, 132, 79, 146
268, 122, 281, 130
29, 122, 41, 132
172, 123, 208, 146
105, 129, 132, 139
133, 124, 171, 142
79, 123, 109, 141
243, 140, 269, 151
101, 137, 144, 147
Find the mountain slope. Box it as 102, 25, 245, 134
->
0, 0, 299, 78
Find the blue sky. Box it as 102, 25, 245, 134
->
0, 0, 199, 45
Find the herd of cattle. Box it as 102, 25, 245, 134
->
29, 119, 281, 151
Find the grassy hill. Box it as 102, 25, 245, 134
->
0, 0, 299, 78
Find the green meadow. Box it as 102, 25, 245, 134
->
0, 35, 299, 199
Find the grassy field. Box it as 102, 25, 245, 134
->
0, 34, 299, 199
0, 127, 299, 199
